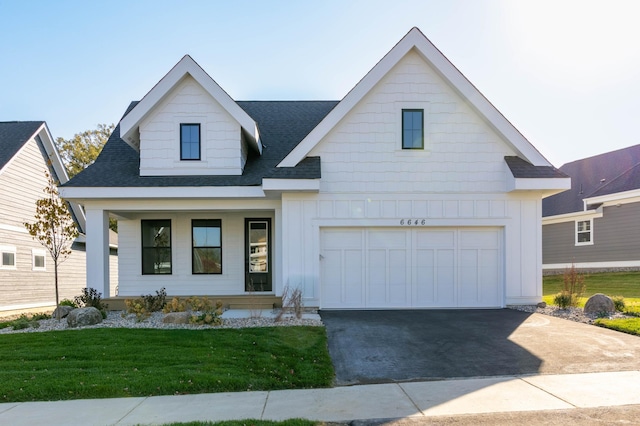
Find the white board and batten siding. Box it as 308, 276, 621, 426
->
139, 75, 248, 176
281, 50, 544, 309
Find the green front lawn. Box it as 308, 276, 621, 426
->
542, 271, 640, 309
0, 327, 333, 403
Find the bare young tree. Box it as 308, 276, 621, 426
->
24, 172, 79, 320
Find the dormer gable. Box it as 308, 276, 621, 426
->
119, 55, 261, 176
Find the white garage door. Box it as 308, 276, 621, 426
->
320, 227, 502, 309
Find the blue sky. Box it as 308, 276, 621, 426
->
1, 0, 639, 167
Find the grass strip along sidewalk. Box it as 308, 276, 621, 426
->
0, 326, 333, 403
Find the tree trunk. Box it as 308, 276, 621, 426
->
55, 261, 60, 321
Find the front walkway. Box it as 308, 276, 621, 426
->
1, 371, 640, 425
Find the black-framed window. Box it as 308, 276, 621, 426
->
402, 109, 424, 149
142, 220, 172, 274
180, 123, 200, 160
192, 219, 222, 274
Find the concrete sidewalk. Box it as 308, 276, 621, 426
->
1, 370, 640, 425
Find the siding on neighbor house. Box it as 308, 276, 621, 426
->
543, 202, 640, 265
116, 209, 274, 297
0, 136, 51, 230
139, 75, 245, 177
307, 50, 517, 194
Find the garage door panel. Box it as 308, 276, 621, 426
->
344, 249, 364, 306
321, 250, 343, 307
321, 227, 502, 309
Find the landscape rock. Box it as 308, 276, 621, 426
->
162, 312, 191, 324
537, 301, 547, 308
52, 305, 74, 319
67, 307, 103, 328
583, 293, 615, 315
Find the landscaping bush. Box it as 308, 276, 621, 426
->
59, 299, 78, 308
125, 287, 168, 321
162, 296, 223, 325
553, 291, 575, 309
74, 288, 107, 317
553, 264, 585, 308
612, 295, 626, 312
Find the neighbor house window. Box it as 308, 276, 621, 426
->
142, 220, 172, 274
180, 123, 200, 160
192, 219, 222, 274
32, 249, 46, 271
402, 109, 424, 149
576, 220, 593, 245
0, 246, 16, 269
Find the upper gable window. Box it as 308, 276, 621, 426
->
402, 109, 424, 149
180, 123, 201, 160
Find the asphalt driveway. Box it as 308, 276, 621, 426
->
320, 309, 640, 385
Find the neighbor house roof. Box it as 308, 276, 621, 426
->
0, 120, 87, 233
0, 121, 45, 171
63, 101, 338, 188
542, 144, 640, 217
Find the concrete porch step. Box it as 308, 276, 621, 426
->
103, 295, 282, 311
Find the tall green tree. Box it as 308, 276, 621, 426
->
25, 172, 79, 320
56, 123, 118, 231
55, 123, 115, 178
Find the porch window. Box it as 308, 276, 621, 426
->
576, 219, 593, 245
192, 219, 222, 274
142, 220, 172, 274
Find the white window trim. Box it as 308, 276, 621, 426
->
0, 245, 17, 270
575, 219, 593, 246
394, 101, 430, 153
32, 248, 46, 271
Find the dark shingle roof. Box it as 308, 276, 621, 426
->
542, 144, 640, 216
64, 101, 338, 188
0, 121, 43, 169
505, 156, 567, 179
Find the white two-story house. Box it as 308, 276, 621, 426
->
61, 28, 569, 309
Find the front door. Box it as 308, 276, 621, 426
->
245, 218, 272, 292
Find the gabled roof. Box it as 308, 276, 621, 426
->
119, 55, 262, 154
0, 121, 87, 233
0, 121, 44, 171
279, 27, 551, 168
63, 101, 337, 189
542, 144, 640, 216
505, 156, 567, 179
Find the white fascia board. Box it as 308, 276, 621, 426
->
119, 55, 260, 153
542, 209, 602, 225
506, 175, 570, 193
583, 188, 640, 207
279, 27, 551, 168
262, 178, 320, 192
60, 186, 266, 200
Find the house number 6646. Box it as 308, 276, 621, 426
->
400, 219, 426, 225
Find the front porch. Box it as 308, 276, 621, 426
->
104, 294, 283, 311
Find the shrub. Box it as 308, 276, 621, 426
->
612, 295, 626, 312
275, 285, 305, 321
74, 288, 107, 318
553, 291, 575, 309
189, 300, 223, 325
125, 288, 167, 321
4, 314, 46, 330
163, 297, 187, 313
59, 299, 78, 308
554, 264, 585, 309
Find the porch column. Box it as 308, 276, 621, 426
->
85, 208, 110, 297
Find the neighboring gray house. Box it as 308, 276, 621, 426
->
0, 121, 117, 317
61, 28, 568, 309
542, 144, 640, 272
